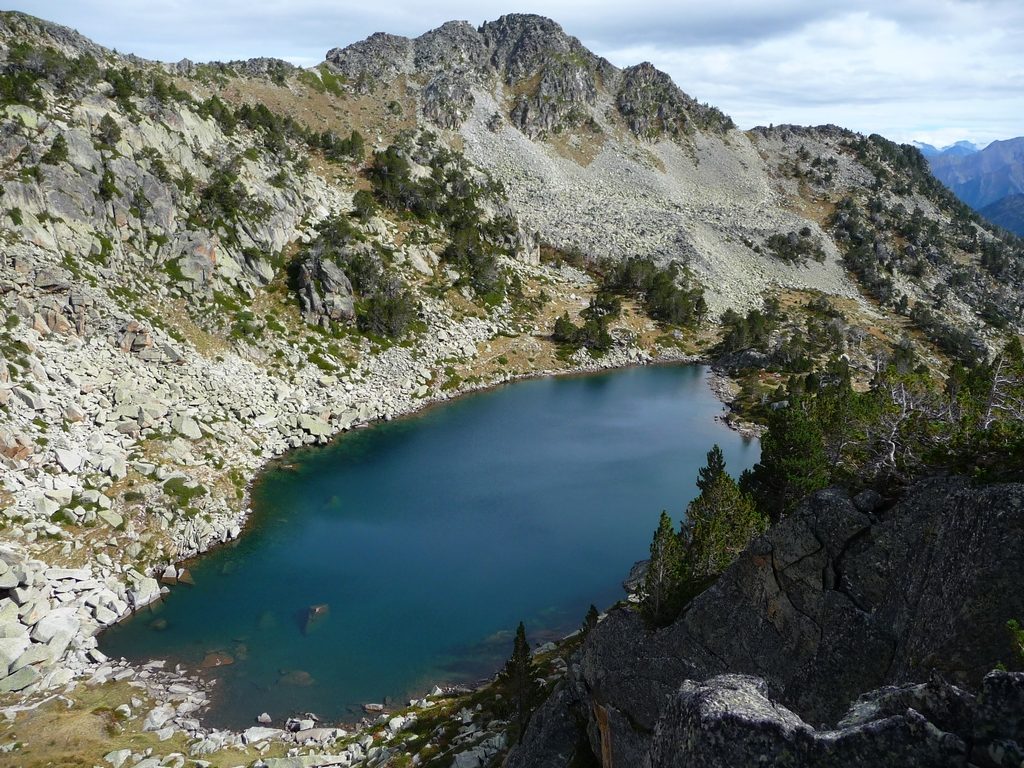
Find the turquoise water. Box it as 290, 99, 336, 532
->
100, 365, 758, 728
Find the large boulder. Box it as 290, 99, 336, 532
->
647, 674, 970, 768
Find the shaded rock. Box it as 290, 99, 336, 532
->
648, 674, 966, 768
622, 559, 648, 594
510, 479, 1024, 767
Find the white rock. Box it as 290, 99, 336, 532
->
0, 636, 31, 674
242, 726, 284, 744
54, 449, 84, 473
30, 607, 79, 644
142, 702, 175, 731
103, 748, 132, 768
171, 414, 202, 440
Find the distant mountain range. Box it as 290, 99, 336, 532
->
913, 140, 981, 159
921, 137, 1024, 235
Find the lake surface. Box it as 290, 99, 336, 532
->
100, 365, 758, 728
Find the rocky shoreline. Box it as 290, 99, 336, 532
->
0, 298, 708, 766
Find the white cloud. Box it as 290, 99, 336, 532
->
9, 0, 1023, 144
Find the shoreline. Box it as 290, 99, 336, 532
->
1, 336, 752, 760
108, 352, 721, 725
169, 349, 710, 579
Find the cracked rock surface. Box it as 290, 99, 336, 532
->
507, 478, 1024, 767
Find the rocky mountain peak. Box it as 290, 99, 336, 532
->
412, 20, 488, 75
0, 11, 108, 61
321, 14, 728, 140
479, 14, 605, 82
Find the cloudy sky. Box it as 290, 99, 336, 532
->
12, 0, 1024, 146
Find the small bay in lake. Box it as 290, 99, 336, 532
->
100, 364, 758, 727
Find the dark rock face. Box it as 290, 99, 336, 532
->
648, 674, 976, 768
507, 479, 1024, 767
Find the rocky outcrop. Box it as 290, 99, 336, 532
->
413, 20, 490, 75
482, 14, 610, 137
645, 672, 1023, 768
422, 73, 475, 131
618, 62, 734, 139
322, 14, 715, 140
296, 254, 355, 328
325, 32, 415, 93
508, 479, 1024, 766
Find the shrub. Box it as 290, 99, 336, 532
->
41, 134, 69, 165
98, 167, 119, 201
95, 114, 121, 147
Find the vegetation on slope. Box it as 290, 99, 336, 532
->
641, 335, 1024, 626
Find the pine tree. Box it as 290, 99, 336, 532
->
500, 622, 537, 742
681, 470, 766, 602
696, 445, 726, 494
96, 113, 121, 147
642, 511, 683, 626
741, 399, 830, 522
812, 368, 875, 483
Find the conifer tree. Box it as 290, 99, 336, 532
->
681, 467, 766, 602
741, 399, 830, 522
696, 445, 727, 494
642, 511, 683, 626
500, 621, 537, 742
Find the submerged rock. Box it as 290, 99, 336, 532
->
279, 669, 314, 687
199, 651, 234, 669
303, 603, 330, 635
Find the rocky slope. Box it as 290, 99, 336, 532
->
0, 8, 1022, 768
507, 479, 1024, 767
321, 15, 1023, 332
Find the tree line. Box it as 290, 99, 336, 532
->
641, 337, 1024, 626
